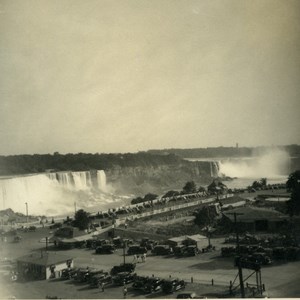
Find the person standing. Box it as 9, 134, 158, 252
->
99, 281, 105, 292
133, 254, 137, 263
123, 286, 127, 298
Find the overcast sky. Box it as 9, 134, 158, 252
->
0, 0, 299, 155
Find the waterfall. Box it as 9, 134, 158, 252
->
72, 171, 92, 190
218, 149, 290, 178
97, 170, 107, 191
56, 172, 74, 189
210, 162, 220, 177
0, 170, 108, 215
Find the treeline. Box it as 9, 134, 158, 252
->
147, 144, 300, 158
0, 152, 183, 176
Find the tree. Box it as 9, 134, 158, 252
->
260, 178, 267, 187
144, 193, 158, 201
286, 170, 300, 216
162, 190, 180, 198
194, 206, 218, 227
182, 181, 197, 194
74, 209, 90, 230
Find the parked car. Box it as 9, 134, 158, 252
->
91, 239, 110, 249
110, 263, 136, 275
152, 245, 170, 255
127, 245, 148, 255
132, 276, 149, 290
143, 277, 164, 294
60, 268, 76, 280
95, 244, 115, 254
140, 238, 158, 250
113, 272, 136, 285
252, 253, 272, 265
85, 269, 106, 283
162, 279, 186, 293
174, 245, 187, 257
72, 268, 90, 281
185, 245, 199, 256
73, 268, 97, 282
89, 272, 112, 288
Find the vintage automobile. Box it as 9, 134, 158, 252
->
127, 245, 148, 255
140, 238, 158, 250
60, 268, 76, 280
132, 276, 149, 290
95, 244, 115, 254
151, 245, 170, 255
174, 245, 187, 257
110, 263, 136, 275
162, 279, 186, 293
113, 272, 137, 285
85, 269, 106, 283
184, 245, 199, 256
143, 277, 164, 294
89, 272, 112, 288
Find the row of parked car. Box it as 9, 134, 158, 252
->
221, 244, 300, 266
225, 234, 298, 248
132, 275, 186, 294
59, 263, 186, 295
88, 236, 205, 258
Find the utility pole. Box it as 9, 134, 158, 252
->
228, 212, 245, 298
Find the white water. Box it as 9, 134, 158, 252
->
218, 149, 290, 178
0, 170, 112, 216
187, 148, 290, 188
97, 170, 107, 192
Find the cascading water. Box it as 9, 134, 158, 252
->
0, 170, 109, 215
72, 171, 92, 190
216, 149, 290, 188
218, 149, 291, 178
210, 161, 220, 177
97, 170, 107, 191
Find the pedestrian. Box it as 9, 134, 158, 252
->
141, 254, 144, 263
143, 253, 147, 262
136, 255, 140, 263
123, 286, 127, 298
100, 282, 105, 292
133, 254, 137, 263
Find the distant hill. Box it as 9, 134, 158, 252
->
147, 144, 300, 159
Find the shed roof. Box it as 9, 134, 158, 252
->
168, 236, 186, 243
186, 234, 207, 241
223, 206, 288, 223
17, 252, 72, 267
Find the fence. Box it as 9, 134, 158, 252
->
117, 194, 234, 224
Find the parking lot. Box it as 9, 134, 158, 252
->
1, 226, 300, 298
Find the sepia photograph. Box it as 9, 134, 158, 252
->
0, 0, 300, 298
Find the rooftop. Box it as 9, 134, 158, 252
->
17, 252, 73, 266
223, 206, 288, 222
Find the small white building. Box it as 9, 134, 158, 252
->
17, 252, 73, 280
